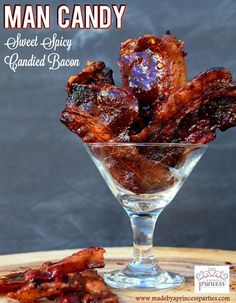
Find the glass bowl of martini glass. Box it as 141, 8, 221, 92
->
84, 142, 207, 290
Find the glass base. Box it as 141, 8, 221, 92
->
104, 268, 185, 290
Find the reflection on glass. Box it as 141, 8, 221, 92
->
85, 143, 207, 289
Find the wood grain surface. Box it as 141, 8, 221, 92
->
0, 247, 235, 302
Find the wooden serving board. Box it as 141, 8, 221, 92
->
0, 247, 235, 303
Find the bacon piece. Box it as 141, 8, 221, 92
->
131, 67, 235, 143
175, 94, 236, 144
55, 293, 82, 303
0, 272, 27, 293
61, 84, 139, 142
149, 67, 236, 143
0, 247, 105, 293
64, 61, 132, 143
67, 61, 114, 94
90, 146, 175, 194
26, 246, 105, 282
56, 292, 118, 303
1, 248, 116, 303
79, 269, 118, 302
55, 271, 118, 303
8, 275, 81, 303
8, 270, 118, 303
154, 67, 232, 122
48, 247, 105, 273
118, 33, 187, 122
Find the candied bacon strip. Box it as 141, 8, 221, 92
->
1, 249, 117, 303
67, 61, 114, 94
61, 84, 139, 142
56, 292, 118, 303
118, 33, 187, 137
79, 269, 118, 302
175, 94, 236, 144
154, 67, 232, 122
8, 270, 118, 303
0, 247, 105, 293
55, 293, 82, 303
8, 275, 82, 303
92, 146, 175, 194
118, 33, 187, 113
131, 67, 234, 143
55, 271, 118, 303
26, 246, 105, 281
0, 272, 27, 293
150, 68, 236, 143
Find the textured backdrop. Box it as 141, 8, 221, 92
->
0, 0, 236, 254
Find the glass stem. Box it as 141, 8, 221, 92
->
125, 210, 162, 273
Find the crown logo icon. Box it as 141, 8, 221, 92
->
196, 267, 228, 281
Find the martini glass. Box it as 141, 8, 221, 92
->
84, 142, 207, 290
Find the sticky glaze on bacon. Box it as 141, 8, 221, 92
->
61, 61, 139, 142
67, 61, 114, 93
61, 83, 139, 142
55, 270, 118, 303
118, 33, 187, 131
0, 248, 118, 303
0, 247, 105, 293
8, 270, 117, 303
0, 272, 27, 293
174, 95, 236, 144
60, 34, 236, 194
148, 68, 236, 143
119, 33, 187, 104
90, 145, 175, 194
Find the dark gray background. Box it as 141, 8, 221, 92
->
0, 0, 235, 255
